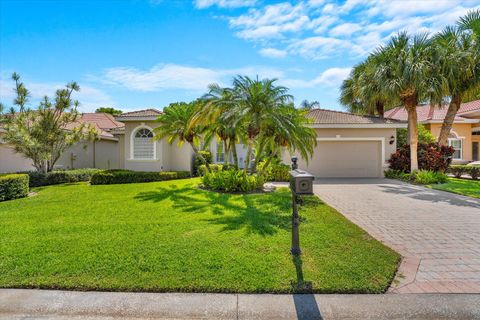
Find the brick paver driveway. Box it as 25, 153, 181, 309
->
313, 178, 480, 293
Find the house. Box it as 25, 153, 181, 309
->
114, 108, 406, 178
385, 100, 480, 163
0, 113, 124, 173
1, 107, 406, 178
282, 109, 406, 178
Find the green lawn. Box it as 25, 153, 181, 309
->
0, 178, 399, 293
430, 178, 480, 199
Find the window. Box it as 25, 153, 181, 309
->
216, 141, 225, 163
133, 128, 155, 159
448, 138, 462, 160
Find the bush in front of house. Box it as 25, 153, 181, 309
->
90, 170, 191, 185
257, 160, 290, 182
0, 174, 29, 202
198, 164, 223, 176
388, 143, 454, 173
385, 169, 448, 184
448, 165, 480, 180
23, 168, 103, 187
193, 150, 212, 176
202, 169, 265, 193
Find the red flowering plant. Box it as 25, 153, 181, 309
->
388, 143, 454, 173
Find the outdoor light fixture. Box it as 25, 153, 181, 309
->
389, 135, 395, 145
289, 156, 314, 256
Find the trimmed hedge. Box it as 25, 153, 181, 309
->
23, 168, 102, 187
448, 165, 480, 180
384, 169, 448, 185
202, 169, 265, 193
90, 170, 191, 185
0, 174, 29, 202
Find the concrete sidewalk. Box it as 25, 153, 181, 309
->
1, 289, 480, 320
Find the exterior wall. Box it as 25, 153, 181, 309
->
54, 140, 119, 170
426, 123, 473, 163
0, 144, 35, 173
282, 127, 397, 177
208, 137, 248, 168
122, 121, 193, 172
117, 134, 126, 169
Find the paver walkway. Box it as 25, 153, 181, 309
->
312, 178, 480, 293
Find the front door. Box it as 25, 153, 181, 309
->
473, 142, 479, 161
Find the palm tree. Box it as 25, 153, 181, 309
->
200, 83, 243, 168
458, 9, 480, 37
375, 32, 437, 171
226, 76, 293, 172
154, 101, 211, 173
340, 54, 391, 117
299, 100, 320, 110
434, 24, 480, 145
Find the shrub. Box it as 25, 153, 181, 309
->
388, 143, 454, 173
448, 165, 480, 180
202, 169, 265, 193
193, 150, 212, 176
257, 160, 290, 182
384, 169, 448, 185
397, 125, 435, 148
198, 164, 223, 176
22, 168, 102, 187
412, 170, 448, 185
0, 174, 29, 201
91, 170, 191, 185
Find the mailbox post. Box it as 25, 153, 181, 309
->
289, 156, 314, 256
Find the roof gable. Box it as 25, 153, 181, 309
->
307, 108, 405, 125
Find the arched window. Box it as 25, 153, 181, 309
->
132, 127, 155, 159
448, 131, 462, 160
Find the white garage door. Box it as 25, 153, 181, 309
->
300, 140, 382, 178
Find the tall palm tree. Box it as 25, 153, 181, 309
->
375, 32, 438, 171
340, 55, 391, 117
434, 25, 480, 145
226, 76, 293, 172
154, 101, 211, 173
458, 9, 480, 37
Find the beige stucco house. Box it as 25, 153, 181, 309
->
386, 100, 480, 163
1, 107, 406, 178
0, 113, 124, 173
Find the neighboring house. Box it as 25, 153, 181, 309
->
385, 100, 480, 163
0, 113, 124, 173
282, 109, 406, 178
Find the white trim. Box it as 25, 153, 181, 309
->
316, 137, 386, 175
308, 123, 407, 129
420, 119, 480, 124
448, 137, 463, 160
130, 124, 157, 160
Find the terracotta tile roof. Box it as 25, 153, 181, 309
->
81, 113, 124, 130
116, 108, 163, 120
385, 99, 480, 122
306, 108, 404, 124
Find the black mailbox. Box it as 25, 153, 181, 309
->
290, 169, 314, 195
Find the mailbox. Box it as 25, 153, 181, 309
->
289, 169, 314, 195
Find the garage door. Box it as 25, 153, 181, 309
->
300, 140, 382, 178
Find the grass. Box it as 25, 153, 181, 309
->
429, 178, 480, 199
0, 178, 399, 293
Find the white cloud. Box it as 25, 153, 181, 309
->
195, 0, 256, 9
217, 0, 480, 60
95, 63, 286, 92
259, 48, 287, 58
0, 79, 115, 112
281, 67, 351, 89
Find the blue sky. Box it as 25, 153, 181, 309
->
1, 0, 480, 113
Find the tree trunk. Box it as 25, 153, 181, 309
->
251, 141, 266, 173
438, 95, 461, 146
223, 140, 229, 165
376, 101, 384, 118
190, 142, 211, 173
244, 142, 253, 173
405, 101, 419, 172
230, 139, 239, 169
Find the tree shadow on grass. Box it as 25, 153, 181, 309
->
134, 184, 291, 236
